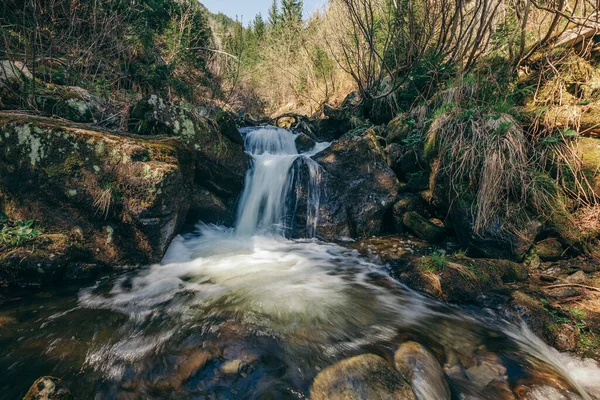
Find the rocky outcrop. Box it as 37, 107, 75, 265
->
310, 354, 415, 400
0, 114, 194, 269
0, 110, 245, 286
314, 129, 399, 240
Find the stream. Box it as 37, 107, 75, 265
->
1, 127, 599, 399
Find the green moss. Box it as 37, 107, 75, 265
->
44, 153, 85, 177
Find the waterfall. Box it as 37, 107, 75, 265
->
235, 126, 327, 237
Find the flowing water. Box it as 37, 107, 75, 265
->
1, 127, 600, 399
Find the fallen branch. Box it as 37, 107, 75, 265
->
544, 283, 600, 293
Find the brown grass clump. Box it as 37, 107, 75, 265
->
429, 110, 533, 234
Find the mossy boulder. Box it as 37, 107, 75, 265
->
314, 130, 399, 239
310, 354, 415, 400
535, 238, 565, 261
128, 95, 182, 136
0, 113, 195, 282
385, 115, 411, 145
215, 110, 243, 145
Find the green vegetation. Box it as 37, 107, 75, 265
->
418, 250, 449, 273
0, 219, 42, 248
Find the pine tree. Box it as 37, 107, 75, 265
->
281, 0, 303, 25
268, 0, 279, 27
254, 13, 265, 39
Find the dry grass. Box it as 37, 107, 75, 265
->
93, 187, 112, 219
429, 110, 533, 233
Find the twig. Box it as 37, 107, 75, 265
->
544, 283, 600, 293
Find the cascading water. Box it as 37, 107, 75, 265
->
1, 126, 600, 399
235, 126, 327, 237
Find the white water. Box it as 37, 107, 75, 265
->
74, 126, 600, 398
236, 126, 328, 236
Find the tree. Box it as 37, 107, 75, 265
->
281, 0, 303, 25
254, 13, 266, 39
268, 0, 279, 27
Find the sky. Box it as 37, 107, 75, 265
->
201, 0, 326, 23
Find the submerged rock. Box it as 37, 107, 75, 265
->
314, 130, 399, 240
394, 341, 451, 400
24, 376, 70, 400
310, 354, 415, 400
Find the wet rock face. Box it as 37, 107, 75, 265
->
0, 114, 195, 281
314, 130, 399, 240
310, 354, 415, 400
24, 376, 70, 400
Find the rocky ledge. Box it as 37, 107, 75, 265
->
0, 108, 245, 286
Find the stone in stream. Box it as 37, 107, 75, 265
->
310, 354, 415, 400
314, 129, 399, 240
394, 341, 451, 400
23, 376, 71, 400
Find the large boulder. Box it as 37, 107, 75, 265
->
314, 130, 399, 240
0, 113, 195, 281
310, 354, 415, 400
128, 96, 246, 203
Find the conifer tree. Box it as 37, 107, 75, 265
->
281, 0, 303, 25
268, 0, 279, 27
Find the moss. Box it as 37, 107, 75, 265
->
44, 153, 85, 177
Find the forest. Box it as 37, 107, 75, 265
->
1, 0, 600, 399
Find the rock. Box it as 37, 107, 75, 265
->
0, 60, 32, 108
24, 376, 70, 400
509, 291, 555, 345
310, 354, 415, 400
564, 270, 587, 284
451, 200, 541, 261
385, 115, 411, 144
394, 341, 451, 400
187, 186, 232, 225
314, 130, 399, 239
0, 113, 195, 279
402, 212, 445, 243
407, 171, 430, 192
0, 234, 77, 286
535, 238, 564, 261
0, 60, 32, 81
553, 323, 579, 352
153, 349, 211, 391
215, 110, 243, 145
295, 132, 316, 153
393, 194, 426, 232
49, 87, 99, 123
